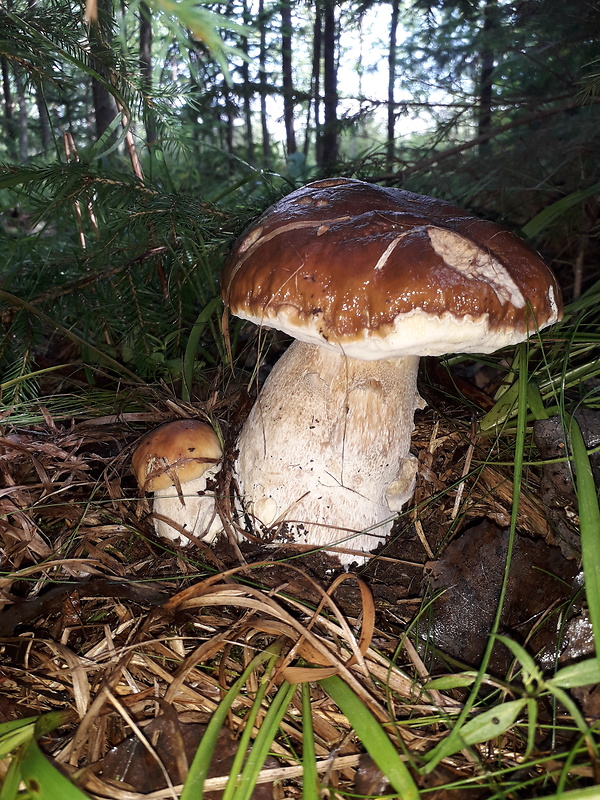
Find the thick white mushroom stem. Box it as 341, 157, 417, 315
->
236, 341, 423, 562
151, 466, 221, 544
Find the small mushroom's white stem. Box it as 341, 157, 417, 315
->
235, 341, 423, 562
151, 466, 221, 544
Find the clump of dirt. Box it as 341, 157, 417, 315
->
423, 518, 580, 672
356, 754, 488, 800
102, 714, 279, 798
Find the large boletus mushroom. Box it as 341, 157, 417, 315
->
221, 177, 562, 562
132, 419, 223, 544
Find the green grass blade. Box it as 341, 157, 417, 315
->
301, 683, 320, 800
231, 682, 296, 800
522, 183, 600, 238
181, 647, 280, 800
318, 675, 419, 800
85, 113, 126, 162
0, 712, 77, 798
527, 380, 550, 420
425, 674, 477, 691
568, 414, 600, 667
220, 663, 274, 800
1, 364, 77, 392
524, 697, 537, 760
424, 344, 530, 773
549, 658, 600, 689
20, 738, 90, 799
537, 788, 600, 800
182, 296, 222, 402
495, 635, 541, 686
545, 686, 593, 745
0, 749, 23, 800
480, 379, 519, 432
0, 711, 72, 759
426, 699, 528, 764
0, 718, 39, 757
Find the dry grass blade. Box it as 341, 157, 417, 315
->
163, 567, 455, 748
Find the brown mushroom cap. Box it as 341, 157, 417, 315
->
222, 178, 562, 358
132, 420, 222, 493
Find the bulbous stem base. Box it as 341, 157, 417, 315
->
235, 341, 423, 563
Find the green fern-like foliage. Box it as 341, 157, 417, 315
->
0, 0, 285, 408
0, 159, 245, 398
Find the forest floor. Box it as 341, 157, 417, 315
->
0, 359, 595, 798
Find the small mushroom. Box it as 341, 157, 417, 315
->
221, 178, 563, 562
132, 419, 222, 544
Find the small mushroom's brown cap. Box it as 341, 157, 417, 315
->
222, 178, 562, 359
132, 420, 222, 492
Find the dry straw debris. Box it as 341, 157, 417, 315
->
0, 391, 587, 797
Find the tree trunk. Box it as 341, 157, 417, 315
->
223, 79, 235, 156
139, 1, 156, 147
386, 0, 399, 170
89, 0, 118, 140
320, 0, 338, 169
5, 0, 27, 160
304, 0, 322, 159
186, 63, 203, 145
35, 90, 51, 151
91, 76, 116, 139
222, 0, 235, 158
281, 0, 296, 155
241, 0, 255, 163
14, 65, 28, 163
258, 0, 270, 166
28, 0, 51, 151
1, 56, 17, 159
477, 0, 496, 149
